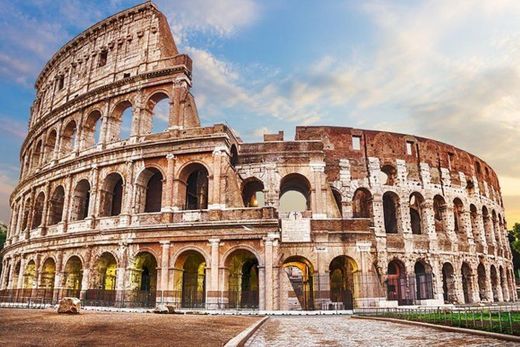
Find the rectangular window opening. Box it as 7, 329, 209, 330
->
406, 141, 414, 155
352, 136, 361, 150
98, 51, 108, 67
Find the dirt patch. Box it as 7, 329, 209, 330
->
0, 308, 261, 347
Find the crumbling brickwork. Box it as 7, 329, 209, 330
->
0, 2, 515, 310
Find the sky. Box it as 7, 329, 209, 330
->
0, 0, 519, 226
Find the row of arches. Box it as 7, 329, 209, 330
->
23, 93, 172, 178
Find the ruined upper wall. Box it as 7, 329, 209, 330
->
31, 2, 182, 127
295, 126, 502, 201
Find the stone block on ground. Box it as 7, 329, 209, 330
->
57, 297, 81, 314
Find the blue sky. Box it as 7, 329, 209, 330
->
1, 0, 520, 224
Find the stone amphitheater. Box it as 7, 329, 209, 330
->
0, 2, 515, 310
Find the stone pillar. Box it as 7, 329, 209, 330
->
159, 241, 170, 293
17, 256, 25, 289
209, 147, 225, 209
264, 237, 274, 310
88, 164, 99, 219
258, 266, 265, 310
356, 241, 372, 307
53, 119, 63, 162
485, 265, 493, 303
310, 162, 326, 218
208, 239, 220, 309
7, 257, 17, 289
40, 183, 51, 234
62, 175, 74, 231
163, 154, 176, 211
121, 160, 134, 225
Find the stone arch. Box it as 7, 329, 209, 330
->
128, 251, 158, 307
90, 252, 118, 290
230, 144, 238, 167
409, 192, 425, 234
40, 257, 56, 290
146, 91, 171, 134
32, 139, 43, 169
490, 264, 499, 302
433, 195, 448, 233
442, 262, 456, 303
414, 260, 433, 300
62, 256, 83, 296
61, 120, 77, 154
49, 186, 65, 225
386, 258, 408, 305
70, 179, 91, 221
110, 100, 133, 141
179, 162, 209, 210
99, 172, 124, 217
352, 188, 373, 219
242, 177, 265, 208
383, 191, 400, 233
23, 260, 36, 289
282, 255, 315, 310
279, 173, 312, 213
21, 196, 32, 232
380, 164, 397, 186
482, 206, 493, 245
477, 263, 487, 301
453, 198, 464, 233
329, 255, 358, 309
44, 129, 57, 161
461, 262, 474, 304
82, 110, 103, 148
32, 191, 45, 228
331, 187, 343, 217
499, 266, 508, 301
135, 167, 164, 213
224, 249, 259, 309
174, 250, 206, 308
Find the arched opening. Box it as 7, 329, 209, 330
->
49, 186, 65, 225
492, 210, 500, 246
380, 164, 397, 186
482, 206, 493, 245
71, 180, 90, 221
147, 93, 170, 134
32, 192, 45, 228
83, 111, 102, 148
129, 252, 157, 307
32, 140, 43, 169
453, 198, 464, 233
352, 188, 372, 218
175, 250, 206, 308
62, 256, 83, 298
180, 163, 209, 210
282, 256, 314, 310
490, 265, 499, 302
21, 197, 31, 231
44, 130, 57, 162
23, 260, 36, 289
442, 262, 456, 303
225, 249, 259, 309
40, 258, 56, 290
91, 252, 118, 290
387, 259, 408, 305
23, 151, 31, 176
331, 188, 343, 217
461, 262, 474, 304
329, 256, 357, 309
383, 192, 400, 233
12, 261, 21, 289
61, 120, 77, 154
433, 195, 447, 232
414, 261, 433, 300
135, 168, 163, 213
110, 101, 133, 141
242, 178, 265, 208
279, 173, 311, 213
100, 173, 124, 217
477, 263, 487, 301
230, 145, 238, 167
409, 192, 425, 234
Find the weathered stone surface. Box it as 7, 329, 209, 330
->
57, 297, 81, 314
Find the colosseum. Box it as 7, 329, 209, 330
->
0, 2, 516, 311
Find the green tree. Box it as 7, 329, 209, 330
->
0, 223, 6, 249
510, 223, 520, 278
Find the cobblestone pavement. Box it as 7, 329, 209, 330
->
246, 316, 517, 346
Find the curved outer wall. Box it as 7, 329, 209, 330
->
0, 3, 515, 310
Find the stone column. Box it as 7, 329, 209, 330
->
209, 147, 225, 209
159, 241, 170, 294
17, 256, 25, 289
310, 162, 326, 218
7, 257, 17, 290
258, 266, 265, 310
52, 119, 63, 162
208, 239, 220, 309
264, 237, 274, 310
163, 154, 176, 211
356, 241, 372, 306
121, 160, 134, 226
62, 175, 74, 231
40, 183, 51, 235
88, 164, 99, 222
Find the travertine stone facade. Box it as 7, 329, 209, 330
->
0, 2, 515, 310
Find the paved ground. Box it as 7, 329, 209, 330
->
246, 316, 517, 347
0, 308, 260, 347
